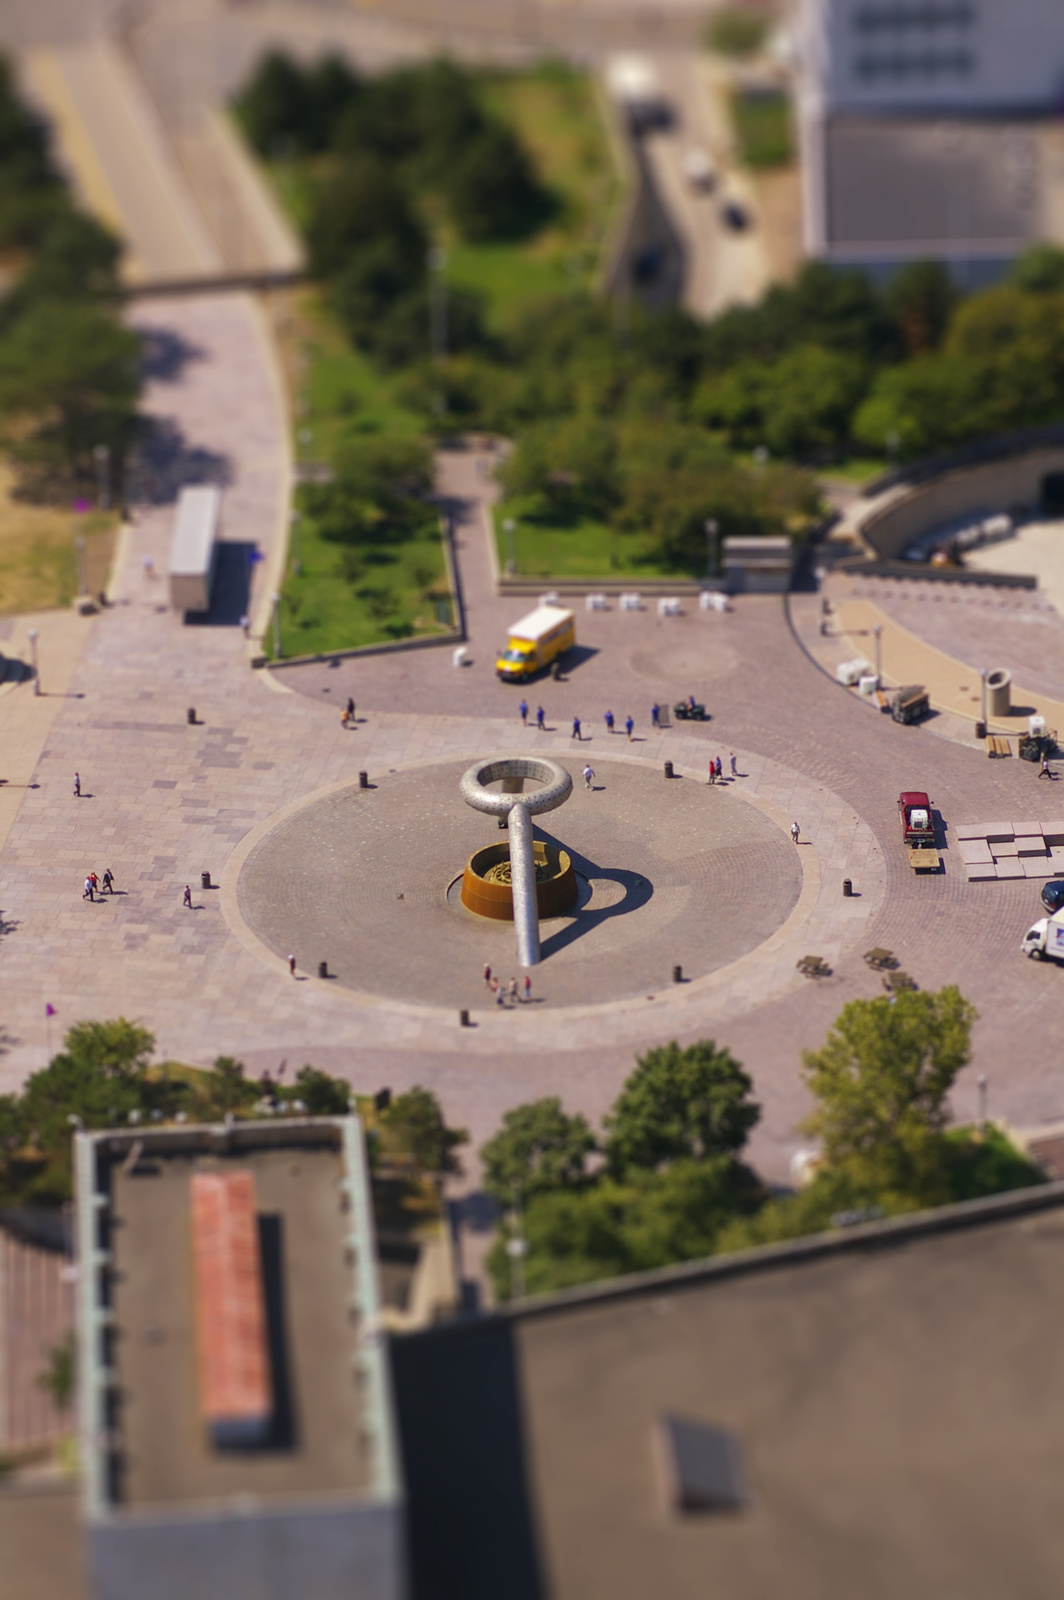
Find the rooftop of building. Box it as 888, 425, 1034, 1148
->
76, 1118, 395, 1519
393, 1179, 1064, 1600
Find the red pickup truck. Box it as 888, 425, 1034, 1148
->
899, 792, 938, 869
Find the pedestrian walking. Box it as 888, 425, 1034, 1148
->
625, 715, 634, 741
604, 709, 615, 733
240, 613, 250, 638
288, 954, 296, 976
536, 706, 545, 731
73, 772, 81, 798
730, 752, 737, 777
102, 868, 114, 894
183, 884, 193, 908
142, 554, 155, 580
483, 963, 492, 987
523, 974, 532, 1003
1038, 754, 1055, 778
651, 703, 660, 728
708, 758, 716, 785
715, 756, 723, 782
519, 698, 528, 725
493, 978, 505, 1007
346, 697, 355, 719
89, 871, 99, 895
582, 764, 595, 790
83, 876, 94, 902
571, 716, 582, 741
508, 976, 519, 1004
790, 822, 801, 845
341, 708, 350, 729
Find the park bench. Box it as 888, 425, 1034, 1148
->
986, 735, 1011, 758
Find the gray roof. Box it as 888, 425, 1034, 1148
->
393, 1182, 1064, 1600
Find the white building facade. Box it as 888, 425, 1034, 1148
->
796, 0, 1064, 278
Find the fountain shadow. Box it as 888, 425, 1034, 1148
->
532, 823, 653, 958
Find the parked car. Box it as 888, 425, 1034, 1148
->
1042, 880, 1064, 914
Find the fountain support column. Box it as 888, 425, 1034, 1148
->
507, 801, 539, 966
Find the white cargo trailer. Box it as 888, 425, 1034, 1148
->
168, 485, 221, 614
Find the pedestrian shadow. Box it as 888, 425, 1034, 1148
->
533, 825, 654, 958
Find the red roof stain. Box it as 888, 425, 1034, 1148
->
190, 1170, 270, 1435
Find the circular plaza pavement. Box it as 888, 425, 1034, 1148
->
235, 757, 803, 1009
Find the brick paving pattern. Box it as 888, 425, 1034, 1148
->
1, 294, 1064, 1198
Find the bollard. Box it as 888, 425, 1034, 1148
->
974, 721, 986, 740
672, 964, 683, 983
318, 960, 328, 980
187, 707, 196, 725
664, 760, 674, 780
201, 870, 211, 890
843, 878, 853, 897
459, 1008, 470, 1027
359, 770, 369, 789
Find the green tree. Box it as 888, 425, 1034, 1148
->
0, 1019, 169, 1206
480, 1097, 596, 1204
380, 1086, 468, 1176
1010, 243, 1064, 294
604, 1039, 760, 1178
200, 1057, 260, 1118
14, 211, 122, 305
235, 51, 313, 155
0, 299, 140, 482
800, 986, 978, 1202
306, 155, 427, 282
497, 415, 618, 518
886, 259, 958, 355
446, 124, 544, 241
289, 1065, 350, 1116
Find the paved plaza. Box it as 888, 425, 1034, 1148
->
1, 290, 1064, 1204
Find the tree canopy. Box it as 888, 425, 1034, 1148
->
480, 1097, 596, 1203
604, 1039, 761, 1177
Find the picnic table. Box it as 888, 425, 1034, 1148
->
797, 954, 831, 978
883, 969, 917, 994
863, 948, 897, 971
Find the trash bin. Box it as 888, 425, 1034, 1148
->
201, 870, 211, 890
987, 668, 1011, 718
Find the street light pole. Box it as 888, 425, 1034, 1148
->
503, 517, 516, 576
704, 518, 718, 579
872, 623, 882, 684
74, 536, 88, 598
980, 666, 988, 732
93, 444, 111, 510
27, 627, 40, 695
977, 1073, 988, 1129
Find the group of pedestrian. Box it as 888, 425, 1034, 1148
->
482, 964, 532, 1005
82, 868, 115, 902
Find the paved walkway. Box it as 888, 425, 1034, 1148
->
2, 292, 1064, 1203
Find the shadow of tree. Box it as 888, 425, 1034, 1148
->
139, 327, 207, 385
133, 417, 232, 506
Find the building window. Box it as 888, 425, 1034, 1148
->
855, 50, 975, 79
853, 4, 976, 35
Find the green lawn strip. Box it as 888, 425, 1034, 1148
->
276, 500, 452, 659
819, 456, 890, 485
730, 88, 793, 170
296, 294, 426, 465
493, 499, 685, 579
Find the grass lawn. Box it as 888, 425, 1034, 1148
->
820, 456, 891, 485
446, 65, 619, 330
0, 462, 118, 612
493, 499, 680, 579
731, 88, 793, 170
275, 499, 452, 660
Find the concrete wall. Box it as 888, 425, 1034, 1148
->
855, 447, 1064, 560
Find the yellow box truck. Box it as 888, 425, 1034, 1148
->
495, 605, 576, 682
